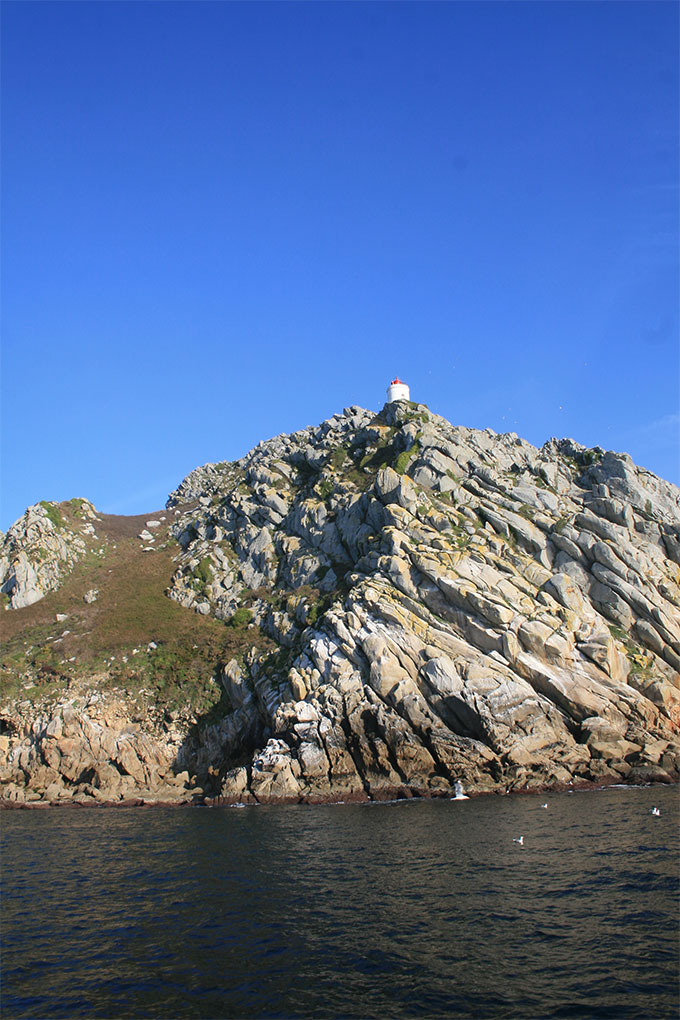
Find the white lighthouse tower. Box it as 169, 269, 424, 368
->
386, 376, 410, 403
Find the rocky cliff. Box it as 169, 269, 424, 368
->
2, 401, 679, 806
1, 499, 101, 609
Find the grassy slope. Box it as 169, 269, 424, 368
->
0, 506, 273, 713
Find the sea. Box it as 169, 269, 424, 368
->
1, 784, 678, 1020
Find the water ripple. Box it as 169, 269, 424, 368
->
1, 785, 678, 1019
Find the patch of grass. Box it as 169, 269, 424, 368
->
0, 511, 275, 711
402, 403, 430, 425
64, 498, 89, 517
394, 440, 420, 476
194, 557, 213, 585
330, 446, 348, 470
39, 501, 65, 529
240, 586, 281, 608
344, 467, 374, 491
227, 607, 253, 628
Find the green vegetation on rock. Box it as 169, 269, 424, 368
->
394, 440, 420, 475
194, 557, 213, 585
315, 477, 335, 503
39, 501, 65, 529
227, 607, 253, 628
330, 446, 348, 470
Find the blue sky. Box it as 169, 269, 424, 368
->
2, 0, 678, 530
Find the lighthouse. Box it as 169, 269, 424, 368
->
386, 377, 410, 403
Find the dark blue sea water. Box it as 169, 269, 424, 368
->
1, 785, 678, 1019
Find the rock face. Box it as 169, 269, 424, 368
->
0, 692, 196, 804
2, 402, 679, 805
0, 500, 100, 609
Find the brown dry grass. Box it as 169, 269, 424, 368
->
1, 506, 273, 709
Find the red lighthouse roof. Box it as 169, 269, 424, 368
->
391, 377, 405, 385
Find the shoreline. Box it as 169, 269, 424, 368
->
1, 773, 675, 810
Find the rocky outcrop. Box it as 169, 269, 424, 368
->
0, 691, 198, 805
0, 500, 102, 609
2, 402, 679, 805
159, 402, 680, 803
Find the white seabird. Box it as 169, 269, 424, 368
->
513, 836, 524, 845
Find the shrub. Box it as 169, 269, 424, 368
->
360, 439, 397, 472
581, 448, 604, 466
316, 477, 335, 502
307, 593, 334, 626
194, 557, 213, 585
227, 607, 253, 628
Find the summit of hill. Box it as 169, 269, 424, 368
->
1, 399, 679, 805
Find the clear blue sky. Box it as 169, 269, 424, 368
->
2, 1, 678, 530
